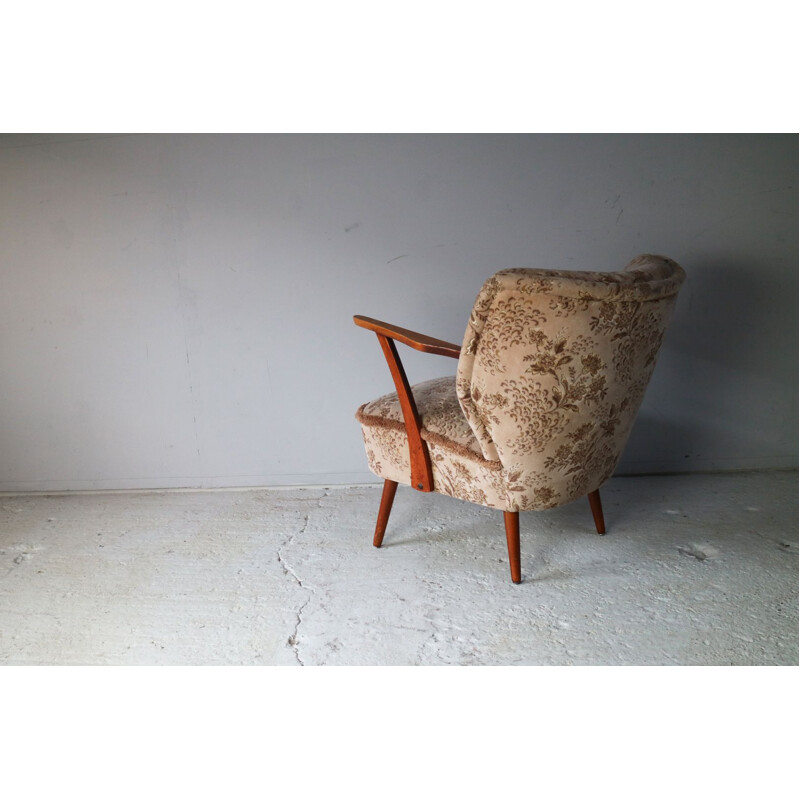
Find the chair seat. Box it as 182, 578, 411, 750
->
356, 376, 511, 509
356, 376, 489, 464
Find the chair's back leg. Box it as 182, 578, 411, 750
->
503, 511, 522, 584
588, 489, 606, 535
373, 479, 399, 547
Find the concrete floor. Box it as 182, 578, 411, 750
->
0, 471, 796, 665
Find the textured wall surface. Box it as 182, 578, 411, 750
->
0, 133, 796, 490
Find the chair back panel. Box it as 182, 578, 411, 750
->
456, 255, 686, 509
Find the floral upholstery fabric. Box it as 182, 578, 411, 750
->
356, 377, 508, 509
357, 377, 489, 464
360, 424, 510, 509
357, 254, 685, 512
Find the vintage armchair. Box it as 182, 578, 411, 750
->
354, 254, 685, 583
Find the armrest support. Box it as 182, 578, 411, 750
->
354, 314, 462, 492
353, 315, 461, 359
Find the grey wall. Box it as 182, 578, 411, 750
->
0, 133, 796, 492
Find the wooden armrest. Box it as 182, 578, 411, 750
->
354, 313, 461, 492
353, 315, 461, 359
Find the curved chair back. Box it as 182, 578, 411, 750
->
456, 254, 686, 509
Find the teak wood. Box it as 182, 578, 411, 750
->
355, 315, 460, 493
353, 315, 461, 359
503, 511, 522, 584
375, 333, 434, 491
588, 489, 606, 535
373, 479, 398, 547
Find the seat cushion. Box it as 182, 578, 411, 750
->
356, 376, 490, 464
355, 377, 512, 510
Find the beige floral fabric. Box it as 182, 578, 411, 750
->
356, 377, 508, 510
357, 254, 685, 512
356, 377, 489, 464
360, 425, 510, 509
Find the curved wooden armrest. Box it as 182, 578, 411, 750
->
354, 314, 461, 493
353, 315, 461, 359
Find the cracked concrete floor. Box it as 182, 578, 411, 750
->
0, 471, 796, 665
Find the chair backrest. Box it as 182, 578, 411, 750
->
455, 254, 686, 509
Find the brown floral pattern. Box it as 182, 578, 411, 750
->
360, 424, 510, 509
356, 377, 490, 463
357, 254, 685, 512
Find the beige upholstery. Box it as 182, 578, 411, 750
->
356, 254, 685, 513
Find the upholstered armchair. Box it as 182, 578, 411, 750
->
354, 254, 685, 583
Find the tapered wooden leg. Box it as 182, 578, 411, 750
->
373, 479, 399, 548
503, 511, 522, 584
588, 489, 606, 535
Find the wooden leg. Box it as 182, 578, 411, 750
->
588, 489, 606, 535
503, 511, 522, 584
373, 479, 399, 548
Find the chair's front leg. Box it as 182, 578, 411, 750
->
503, 511, 522, 584
588, 489, 606, 535
373, 479, 399, 547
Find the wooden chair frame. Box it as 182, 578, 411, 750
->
354, 314, 605, 583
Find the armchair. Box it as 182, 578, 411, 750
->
354, 254, 685, 583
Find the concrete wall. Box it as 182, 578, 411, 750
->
0, 133, 796, 491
